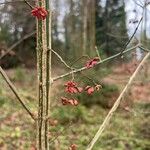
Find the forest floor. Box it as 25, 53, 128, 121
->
0, 59, 150, 150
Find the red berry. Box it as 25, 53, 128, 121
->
31, 7, 48, 20
85, 57, 99, 69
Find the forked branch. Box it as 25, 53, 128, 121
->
50, 48, 73, 70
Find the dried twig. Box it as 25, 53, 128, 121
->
52, 44, 140, 81
86, 52, 150, 150
0, 66, 35, 120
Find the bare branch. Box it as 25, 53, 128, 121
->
95, 46, 101, 61
0, 0, 34, 7
52, 44, 140, 82
0, 66, 35, 120
120, 16, 143, 55
70, 55, 90, 67
0, 0, 34, 5
120, 3, 147, 55
106, 33, 128, 39
24, 0, 34, 9
86, 52, 150, 150
133, 0, 144, 8
0, 31, 35, 60
50, 48, 73, 70
139, 45, 150, 52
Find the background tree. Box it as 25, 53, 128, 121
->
0, 0, 129, 66
96, 0, 128, 56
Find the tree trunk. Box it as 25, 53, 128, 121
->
104, 0, 111, 56
88, 0, 96, 56
36, 0, 51, 149
82, 0, 88, 55
82, 0, 96, 56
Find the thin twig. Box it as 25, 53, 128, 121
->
106, 33, 128, 39
139, 45, 150, 52
120, 3, 146, 56
70, 55, 91, 67
0, 0, 34, 5
120, 16, 143, 55
86, 52, 150, 150
50, 48, 73, 70
133, 0, 144, 8
0, 31, 36, 61
0, 66, 35, 120
95, 46, 101, 61
24, 0, 34, 9
80, 72, 98, 85
52, 44, 140, 82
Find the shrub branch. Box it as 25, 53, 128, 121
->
0, 66, 35, 120
86, 52, 150, 150
50, 48, 73, 70
52, 44, 140, 81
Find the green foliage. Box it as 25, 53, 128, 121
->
51, 105, 88, 124
0, 89, 149, 150
0, 24, 12, 44
0, 96, 5, 107
96, 0, 128, 56
12, 67, 26, 81
10, 127, 21, 138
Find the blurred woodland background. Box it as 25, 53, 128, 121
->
0, 0, 150, 149
0, 0, 144, 68
0, 0, 150, 66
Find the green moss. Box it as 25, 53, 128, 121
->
12, 67, 26, 81
51, 105, 88, 124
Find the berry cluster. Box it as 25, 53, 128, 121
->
31, 7, 48, 20
65, 81, 83, 94
61, 81, 102, 106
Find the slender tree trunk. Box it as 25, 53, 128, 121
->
36, 0, 51, 149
